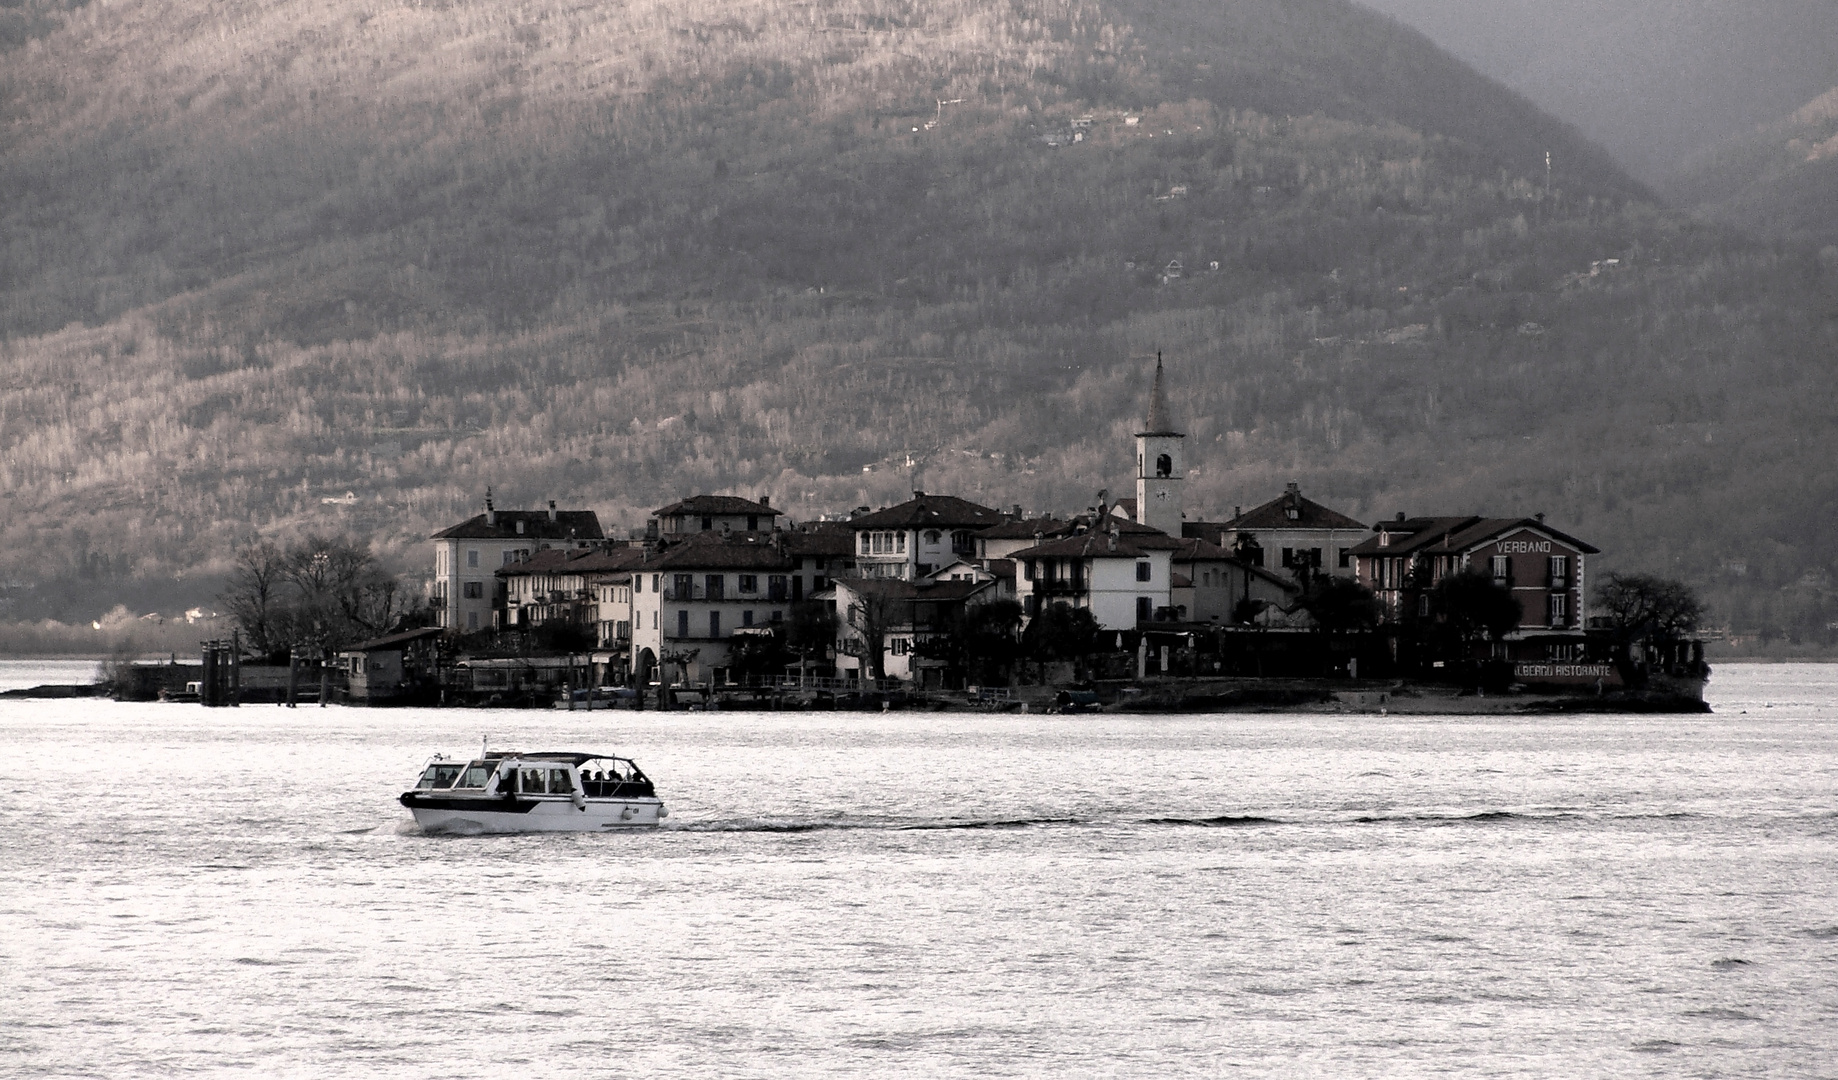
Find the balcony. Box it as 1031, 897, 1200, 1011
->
1034, 579, 1087, 596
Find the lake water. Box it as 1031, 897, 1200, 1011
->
2, 663, 1835, 1077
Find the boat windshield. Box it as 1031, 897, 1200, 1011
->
416, 762, 465, 790
451, 761, 496, 789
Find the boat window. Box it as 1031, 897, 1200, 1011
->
416, 764, 463, 789
548, 768, 574, 794
520, 767, 546, 794
454, 763, 493, 788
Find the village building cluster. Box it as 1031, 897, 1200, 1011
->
405, 359, 1609, 698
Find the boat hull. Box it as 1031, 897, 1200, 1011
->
401, 793, 666, 834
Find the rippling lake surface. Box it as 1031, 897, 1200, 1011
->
3, 664, 1836, 1077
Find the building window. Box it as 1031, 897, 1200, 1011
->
739, 575, 759, 593
1418, 595, 1430, 618
768, 575, 788, 601
747, 515, 759, 531
676, 610, 689, 638
701, 515, 713, 531
860, 533, 872, 555
467, 549, 479, 568
1024, 560, 1036, 582
925, 530, 943, 544
1549, 555, 1569, 588
463, 581, 484, 599
1136, 596, 1153, 622
1155, 453, 1172, 477
742, 610, 754, 627
1136, 561, 1152, 582
650, 575, 660, 592
467, 612, 479, 630
1549, 593, 1568, 627
1491, 555, 1511, 586
771, 610, 783, 623
710, 611, 722, 637
1338, 548, 1351, 569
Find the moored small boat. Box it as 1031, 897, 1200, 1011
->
400, 750, 667, 834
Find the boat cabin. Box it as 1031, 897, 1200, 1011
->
412, 752, 654, 799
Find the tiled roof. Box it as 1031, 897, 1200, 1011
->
643, 532, 793, 571
974, 517, 1074, 540
1218, 486, 1366, 532
783, 524, 856, 557
1170, 537, 1232, 561
1347, 517, 1600, 557
497, 546, 646, 577
850, 493, 1006, 529
652, 494, 776, 518
1009, 533, 1164, 560
432, 509, 604, 541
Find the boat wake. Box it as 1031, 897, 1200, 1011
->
669, 816, 1086, 833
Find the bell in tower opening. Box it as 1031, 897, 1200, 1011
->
1134, 352, 1186, 537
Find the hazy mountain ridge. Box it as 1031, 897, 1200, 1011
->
1668, 87, 1838, 248
1, 0, 1836, 645
1354, 0, 1838, 186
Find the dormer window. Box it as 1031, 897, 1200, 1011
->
1285, 506, 1300, 520
1378, 531, 1390, 548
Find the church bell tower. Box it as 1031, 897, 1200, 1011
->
1135, 353, 1185, 537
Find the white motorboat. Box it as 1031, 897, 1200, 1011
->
399, 750, 667, 834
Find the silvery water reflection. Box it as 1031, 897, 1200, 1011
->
2, 664, 1835, 1076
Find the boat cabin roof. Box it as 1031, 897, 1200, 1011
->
480, 751, 628, 766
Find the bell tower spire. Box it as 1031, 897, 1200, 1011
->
1135, 352, 1186, 536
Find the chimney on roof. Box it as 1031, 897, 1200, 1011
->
1286, 481, 1299, 495
759, 494, 769, 508
485, 487, 496, 526
548, 500, 557, 523
912, 490, 925, 499
1535, 512, 1545, 524
1396, 512, 1406, 521
854, 506, 871, 519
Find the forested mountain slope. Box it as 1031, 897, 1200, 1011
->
1, 0, 1835, 642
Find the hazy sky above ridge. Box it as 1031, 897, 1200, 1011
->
1355, 0, 1838, 186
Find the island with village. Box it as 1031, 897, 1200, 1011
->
111, 359, 1709, 714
